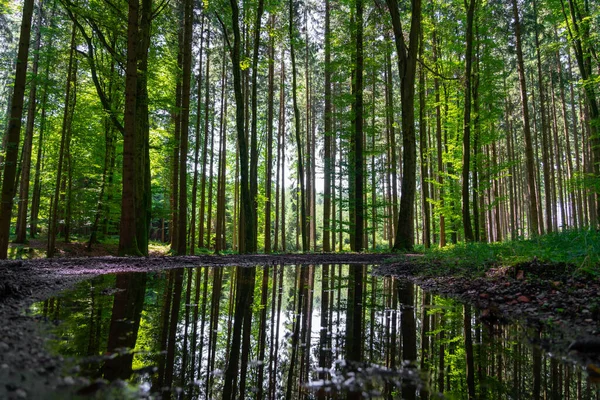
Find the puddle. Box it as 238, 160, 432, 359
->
31, 265, 600, 398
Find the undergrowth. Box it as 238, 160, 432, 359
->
406, 229, 600, 278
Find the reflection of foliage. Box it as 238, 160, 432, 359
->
31, 265, 600, 398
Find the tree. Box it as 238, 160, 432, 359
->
511, 0, 541, 237
0, 0, 35, 259
462, 0, 476, 242
323, 0, 332, 252
118, 0, 141, 256
385, 0, 422, 251
219, 0, 256, 254
289, 0, 308, 252
351, 0, 364, 251
14, 0, 43, 244
176, 0, 194, 255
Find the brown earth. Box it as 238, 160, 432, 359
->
0, 250, 599, 399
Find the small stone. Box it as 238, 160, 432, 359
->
517, 295, 530, 303
15, 388, 27, 398
63, 376, 75, 385
0, 342, 9, 351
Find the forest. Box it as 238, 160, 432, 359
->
0, 0, 599, 258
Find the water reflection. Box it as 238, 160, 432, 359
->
32, 265, 600, 399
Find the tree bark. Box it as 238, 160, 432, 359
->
462, 0, 476, 242
352, 0, 364, 252
264, 14, 275, 253
48, 24, 77, 258
0, 0, 35, 258
511, 0, 540, 237
386, 0, 421, 251
15, 0, 43, 243
228, 0, 256, 253
249, 0, 265, 251
289, 0, 308, 252
118, 0, 141, 256
323, 0, 332, 252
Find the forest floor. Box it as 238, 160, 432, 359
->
0, 241, 599, 398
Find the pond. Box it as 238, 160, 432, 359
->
31, 265, 600, 399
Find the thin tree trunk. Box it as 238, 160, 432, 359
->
176, 0, 193, 255
511, 0, 540, 237
289, 0, 308, 252
227, 0, 255, 254
48, 24, 77, 258
418, 27, 430, 248
190, 17, 207, 254
323, 0, 332, 252
432, 26, 445, 247
265, 14, 275, 253
461, 0, 476, 242
249, 0, 265, 251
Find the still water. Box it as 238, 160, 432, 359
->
32, 265, 599, 399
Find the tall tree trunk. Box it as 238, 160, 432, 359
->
386, 0, 421, 251
323, 0, 332, 252
170, 2, 184, 251
48, 25, 77, 258
264, 14, 275, 254
190, 16, 206, 255
533, 0, 553, 233
562, 0, 600, 226
384, 37, 399, 244
432, 26, 446, 247
462, 0, 476, 242
177, 0, 194, 255
0, 0, 35, 258
228, 0, 255, 253
419, 27, 430, 248
279, 56, 286, 252
134, 0, 152, 256
511, 0, 540, 237
15, 0, 43, 243
118, 0, 141, 256
215, 44, 227, 254
289, 0, 308, 252
352, 0, 364, 251
249, 0, 265, 252
30, 70, 48, 239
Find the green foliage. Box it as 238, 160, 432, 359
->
413, 229, 600, 278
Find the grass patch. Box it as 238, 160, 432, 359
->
405, 229, 600, 278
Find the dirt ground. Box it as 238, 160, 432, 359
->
0, 252, 599, 399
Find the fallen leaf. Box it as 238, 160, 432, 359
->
516, 270, 524, 280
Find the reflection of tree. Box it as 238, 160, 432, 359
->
223, 266, 256, 399
285, 265, 309, 399
102, 272, 147, 381
398, 280, 416, 400
464, 304, 475, 399
346, 264, 364, 400
206, 267, 223, 397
